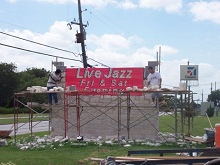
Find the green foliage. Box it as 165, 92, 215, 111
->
0, 107, 47, 114
0, 134, 202, 165
0, 62, 19, 107
0, 107, 45, 114
17, 67, 48, 92
163, 95, 176, 107
0, 107, 14, 114
206, 104, 214, 117
25, 68, 49, 78
207, 89, 220, 106
0, 63, 49, 108
16, 68, 49, 105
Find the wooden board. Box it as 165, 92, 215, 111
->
185, 137, 214, 143
91, 156, 220, 162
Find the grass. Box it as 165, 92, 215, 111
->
1, 113, 219, 136
159, 113, 219, 136
0, 133, 206, 165
0, 113, 217, 164
0, 114, 49, 125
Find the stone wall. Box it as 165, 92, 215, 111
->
50, 92, 159, 140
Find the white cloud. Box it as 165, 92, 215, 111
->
82, 0, 116, 8
36, 0, 69, 4
5, 0, 18, 3
5, 0, 116, 7
117, 0, 137, 9
5, 0, 72, 4
1, 20, 219, 101
87, 34, 130, 51
139, 0, 182, 13
154, 45, 179, 57
35, 0, 116, 8
189, 1, 220, 24
5, 0, 183, 13
0, 21, 82, 70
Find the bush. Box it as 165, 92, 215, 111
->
0, 107, 14, 114
0, 107, 47, 114
206, 104, 214, 117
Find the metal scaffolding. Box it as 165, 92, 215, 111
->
14, 90, 194, 142
13, 91, 64, 141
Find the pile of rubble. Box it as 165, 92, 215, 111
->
0, 134, 186, 150
0, 131, 198, 151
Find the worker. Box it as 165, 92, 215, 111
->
147, 66, 163, 106
47, 69, 62, 105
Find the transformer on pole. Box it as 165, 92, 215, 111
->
67, 0, 88, 68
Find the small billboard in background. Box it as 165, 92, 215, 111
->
66, 68, 144, 95
180, 65, 199, 80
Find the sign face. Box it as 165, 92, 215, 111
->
65, 68, 144, 95
180, 65, 199, 80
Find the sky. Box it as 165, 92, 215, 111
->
1, 0, 220, 102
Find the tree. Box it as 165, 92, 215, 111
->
207, 90, 220, 106
17, 68, 49, 104
0, 62, 19, 107
206, 104, 214, 117
17, 68, 48, 91
26, 68, 49, 78
0, 64, 49, 108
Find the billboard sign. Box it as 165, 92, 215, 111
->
180, 65, 198, 80
66, 68, 144, 95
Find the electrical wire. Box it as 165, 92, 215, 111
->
0, 42, 83, 63
87, 10, 120, 34
0, 20, 27, 31
0, 30, 109, 68
0, 11, 109, 68
0, 31, 79, 56
92, 8, 134, 36
87, 58, 110, 68
0, 26, 109, 68
0, 3, 112, 68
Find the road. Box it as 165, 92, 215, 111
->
0, 121, 49, 136
0, 112, 172, 137
0, 112, 171, 136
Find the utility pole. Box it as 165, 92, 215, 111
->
78, 0, 87, 68
67, 0, 88, 68
215, 81, 216, 91
202, 90, 204, 102
187, 61, 190, 91
159, 46, 161, 73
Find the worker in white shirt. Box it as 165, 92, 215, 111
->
47, 69, 62, 105
147, 66, 163, 106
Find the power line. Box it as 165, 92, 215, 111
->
0, 30, 110, 68
88, 11, 121, 34
94, 9, 134, 36
0, 31, 79, 56
0, 42, 83, 62
87, 58, 110, 68
87, 8, 134, 36
0, 20, 27, 31
0, 18, 110, 68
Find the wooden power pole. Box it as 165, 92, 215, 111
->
78, 0, 87, 68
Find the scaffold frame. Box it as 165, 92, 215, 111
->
14, 89, 194, 142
